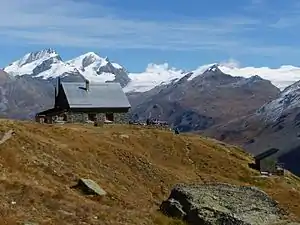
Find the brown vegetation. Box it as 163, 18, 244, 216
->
0, 119, 299, 224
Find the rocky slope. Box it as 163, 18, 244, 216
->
0, 70, 54, 119
0, 120, 300, 224
203, 80, 300, 176
128, 65, 280, 132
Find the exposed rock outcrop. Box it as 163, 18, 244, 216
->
160, 183, 289, 225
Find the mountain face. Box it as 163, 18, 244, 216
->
4, 49, 130, 87
128, 65, 280, 132
203, 80, 300, 176
0, 70, 54, 119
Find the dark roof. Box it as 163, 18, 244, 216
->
61, 82, 131, 109
254, 148, 279, 161
36, 107, 66, 116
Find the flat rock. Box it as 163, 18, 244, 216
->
160, 183, 288, 225
0, 129, 14, 145
73, 178, 107, 196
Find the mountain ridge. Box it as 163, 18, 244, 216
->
126, 61, 300, 92
4, 48, 300, 93
4, 48, 130, 88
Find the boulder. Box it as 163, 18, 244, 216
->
72, 178, 107, 196
160, 183, 286, 225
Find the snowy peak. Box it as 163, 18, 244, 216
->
66, 52, 124, 72
67, 52, 105, 69
203, 64, 223, 74
18, 48, 60, 67
4, 48, 64, 77
64, 51, 129, 86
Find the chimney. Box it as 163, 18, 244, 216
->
56, 77, 61, 96
54, 77, 61, 108
85, 79, 90, 91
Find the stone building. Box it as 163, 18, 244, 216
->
35, 78, 131, 124
251, 148, 284, 175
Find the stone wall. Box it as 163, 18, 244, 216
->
260, 156, 277, 173
113, 112, 130, 123
66, 111, 129, 124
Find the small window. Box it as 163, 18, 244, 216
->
88, 113, 97, 121
105, 113, 114, 121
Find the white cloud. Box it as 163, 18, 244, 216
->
0, 0, 297, 56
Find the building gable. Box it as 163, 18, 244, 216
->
55, 83, 70, 109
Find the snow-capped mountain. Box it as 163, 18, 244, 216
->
4, 48, 300, 93
125, 60, 300, 93
65, 52, 129, 85
257, 80, 300, 122
5, 48, 80, 78
4, 49, 130, 87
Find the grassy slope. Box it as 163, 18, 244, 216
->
0, 119, 300, 225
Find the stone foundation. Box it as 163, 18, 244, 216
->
66, 112, 129, 124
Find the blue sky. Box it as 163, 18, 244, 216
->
0, 0, 299, 72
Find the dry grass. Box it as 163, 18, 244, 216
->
0, 119, 299, 225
